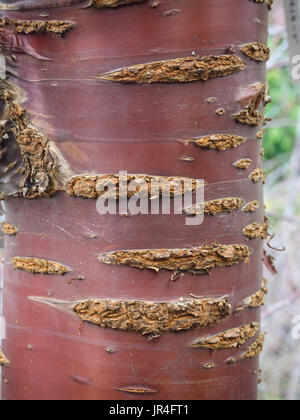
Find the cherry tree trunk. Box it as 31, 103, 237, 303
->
0, 0, 270, 400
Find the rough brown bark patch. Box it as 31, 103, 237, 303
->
0, 82, 70, 199
242, 201, 260, 213
241, 278, 268, 310
232, 83, 266, 127
66, 174, 197, 199
90, 0, 145, 7
250, 0, 274, 10
249, 168, 264, 183
240, 42, 270, 62
192, 322, 260, 350
97, 55, 245, 84
73, 297, 231, 335
99, 244, 251, 273
1, 222, 18, 235
192, 134, 246, 151
0, 347, 10, 366
233, 159, 253, 170
242, 333, 266, 359
185, 197, 245, 216
11, 257, 72, 275
242, 221, 268, 240
116, 386, 158, 394
0, 17, 74, 34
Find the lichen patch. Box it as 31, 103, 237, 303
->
185, 197, 245, 216
99, 244, 251, 274
73, 297, 231, 336
97, 55, 245, 83
11, 257, 72, 275
1, 222, 18, 235
192, 323, 260, 350
240, 42, 270, 62
192, 134, 246, 151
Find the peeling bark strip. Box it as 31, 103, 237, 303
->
11, 257, 72, 275
241, 278, 268, 310
117, 386, 158, 395
240, 42, 270, 62
97, 55, 245, 84
233, 159, 252, 170
233, 83, 265, 127
192, 323, 260, 350
73, 297, 231, 335
99, 244, 251, 274
0, 0, 145, 10
249, 168, 264, 183
242, 200, 260, 213
0, 82, 70, 199
1, 222, 18, 235
66, 174, 197, 199
0, 347, 10, 366
185, 198, 245, 216
242, 219, 269, 240
192, 134, 246, 151
0, 17, 74, 34
90, 0, 145, 7
242, 333, 266, 359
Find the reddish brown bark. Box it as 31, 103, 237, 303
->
0, 0, 269, 400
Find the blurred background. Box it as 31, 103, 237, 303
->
260, 0, 300, 401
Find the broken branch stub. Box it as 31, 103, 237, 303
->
99, 244, 251, 273
97, 55, 245, 84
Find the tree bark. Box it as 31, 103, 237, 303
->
0, 0, 270, 400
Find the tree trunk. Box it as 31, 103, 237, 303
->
0, 0, 270, 400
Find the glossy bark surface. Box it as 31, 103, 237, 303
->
1, 0, 268, 400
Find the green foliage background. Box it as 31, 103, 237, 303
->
265, 45, 298, 161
